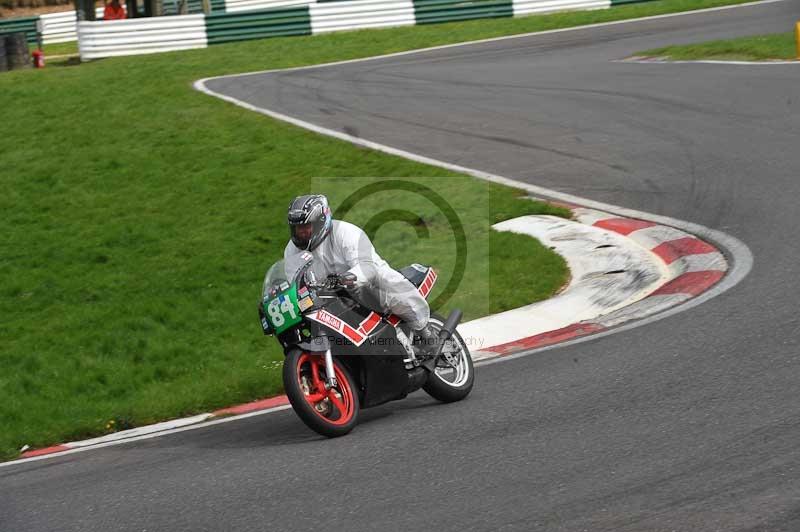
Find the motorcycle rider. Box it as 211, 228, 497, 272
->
284, 194, 439, 356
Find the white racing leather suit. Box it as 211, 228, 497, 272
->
284, 220, 430, 330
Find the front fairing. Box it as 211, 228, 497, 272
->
260, 257, 414, 409
260, 255, 410, 356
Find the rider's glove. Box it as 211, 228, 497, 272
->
325, 272, 357, 289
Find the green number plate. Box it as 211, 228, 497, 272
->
263, 284, 302, 335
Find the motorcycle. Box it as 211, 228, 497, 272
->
259, 253, 474, 437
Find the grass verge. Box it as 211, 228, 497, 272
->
38, 40, 80, 58
637, 31, 798, 61
1, 0, 760, 460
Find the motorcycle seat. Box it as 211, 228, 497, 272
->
398, 264, 431, 288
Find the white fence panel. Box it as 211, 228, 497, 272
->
77, 15, 208, 60
310, 0, 414, 34
40, 8, 112, 44
40, 12, 77, 44
224, 0, 314, 13
513, 0, 609, 17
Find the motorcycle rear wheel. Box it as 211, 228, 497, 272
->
422, 313, 475, 403
283, 350, 359, 437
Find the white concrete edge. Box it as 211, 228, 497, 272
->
1, 2, 761, 468
64, 414, 215, 448
458, 215, 670, 349
193, 0, 787, 83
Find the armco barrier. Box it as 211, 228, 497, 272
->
42, 8, 104, 44
1, 8, 110, 47
40, 12, 79, 44
513, 0, 609, 16
0, 15, 38, 45
414, 0, 513, 25
77, 15, 208, 59
310, 0, 414, 34
204, 6, 311, 44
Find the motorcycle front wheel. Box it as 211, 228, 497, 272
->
283, 350, 360, 437
422, 313, 475, 403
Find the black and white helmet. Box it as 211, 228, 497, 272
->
287, 194, 332, 251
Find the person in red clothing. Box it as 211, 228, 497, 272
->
103, 0, 127, 20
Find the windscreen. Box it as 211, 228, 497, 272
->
261, 253, 313, 299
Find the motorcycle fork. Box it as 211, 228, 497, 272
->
324, 349, 338, 388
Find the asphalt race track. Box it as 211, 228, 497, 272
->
4, 1, 800, 530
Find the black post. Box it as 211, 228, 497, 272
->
4, 33, 32, 70
81, 0, 97, 21
73, 0, 84, 20
143, 0, 164, 16
0, 37, 9, 73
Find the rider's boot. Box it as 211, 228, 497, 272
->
412, 323, 439, 359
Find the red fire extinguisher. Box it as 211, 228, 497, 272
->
32, 49, 45, 69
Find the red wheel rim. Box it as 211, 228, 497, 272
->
296, 353, 355, 425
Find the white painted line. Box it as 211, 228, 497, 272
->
0, 405, 294, 468
63, 414, 214, 448
195, 0, 789, 82
193, 78, 753, 295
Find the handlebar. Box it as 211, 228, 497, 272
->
307, 273, 356, 291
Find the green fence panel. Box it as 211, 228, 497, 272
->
162, 0, 181, 15
187, 0, 206, 13
414, 0, 512, 24
205, 6, 311, 45
0, 16, 39, 45
210, 0, 226, 13
158, 0, 207, 14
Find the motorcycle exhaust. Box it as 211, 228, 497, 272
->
438, 309, 462, 342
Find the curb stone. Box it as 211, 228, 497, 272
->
469, 204, 727, 356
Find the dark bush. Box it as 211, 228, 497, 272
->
0, 0, 73, 10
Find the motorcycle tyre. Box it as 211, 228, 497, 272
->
283, 350, 360, 438
422, 313, 475, 403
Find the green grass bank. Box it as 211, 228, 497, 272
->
1, 0, 760, 460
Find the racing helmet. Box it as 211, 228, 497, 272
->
287, 194, 332, 251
